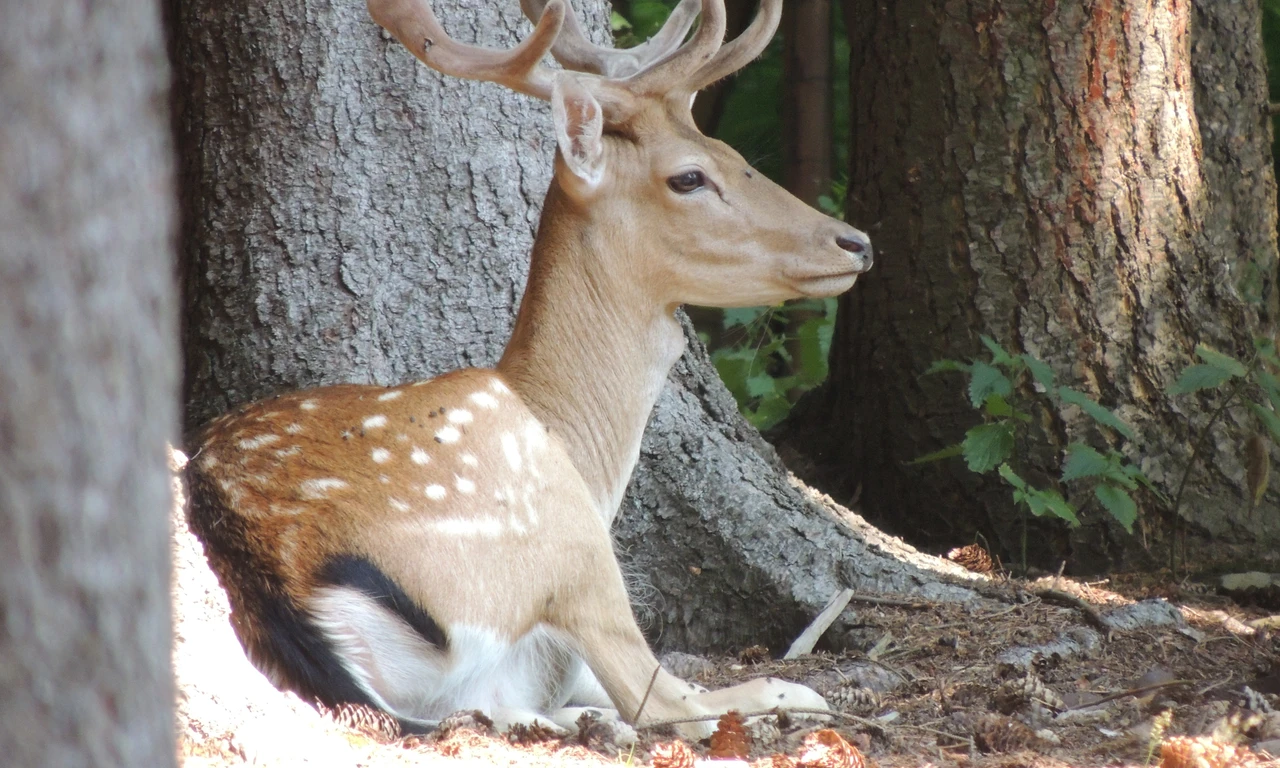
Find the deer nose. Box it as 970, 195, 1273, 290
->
836, 229, 874, 271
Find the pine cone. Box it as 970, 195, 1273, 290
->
994, 673, 1063, 714
747, 717, 782, 750
710, 711, 752, 759
740, 645, 771, 665
827, 683, 882, 714
797, 729, 866, 768
947, 544, 995, 574
650, 740, 698, 768
315, 701, 401, 741
506, 721, 562, 745
1160, 736, 1259, 768
973, 714, 1039, 754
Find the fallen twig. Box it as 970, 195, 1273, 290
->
1060, 679, 1191, 712
1035, 587, 1111, 637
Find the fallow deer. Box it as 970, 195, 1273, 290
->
185, 0, 873, 740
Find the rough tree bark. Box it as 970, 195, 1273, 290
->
785, 0, 1279, 571
0, 1, 178, 764
171, 0, 976, 656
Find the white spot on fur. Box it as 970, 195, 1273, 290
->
425, 484, 447, 500
436, 426, 460, 444
300, 477, 348, 498
397, 433, 410, 442
274, 445, 302, 459
363, 415, 388, 430
300, 399, 318, 411
411, 447, 430, 465
469, 391, 499, 409
238, 433, 281, 450
455, 476, 476, 494
371, 448, 392, 464
284, 423, 304, 435
460, 453, 478, 467
378, 390, 403, 401
390, 498, 410, 513
380, 475, 390, 484
200, 453, 219, 470
490, 379, 511, 394
500, 433, 522, 472
447, 409, 473, 425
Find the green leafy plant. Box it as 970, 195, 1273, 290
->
920, 336, 1157, 570
1163, 338, 1280, 571
923, 334, 1280, 574
709, 299, 836, 430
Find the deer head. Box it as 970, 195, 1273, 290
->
369, 0, 872, 313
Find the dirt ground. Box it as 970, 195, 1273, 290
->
171, 454, 1280, 767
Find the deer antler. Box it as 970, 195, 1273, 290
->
686, 0, 781, 92
368, 0, 566, 100
518, 0, 700, 79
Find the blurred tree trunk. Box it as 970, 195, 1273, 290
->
0, 0, 178, 764
692, 0, 755, 135
782, 0, 832, 204
170, 0, 977, 655
781, 0, 1279, 571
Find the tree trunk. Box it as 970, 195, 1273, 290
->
782, 0, 832, 205
786, 0, 1279, 571
0, 1, 178, 764
171, 0, 976, 655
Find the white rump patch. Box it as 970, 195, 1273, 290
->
238, 434, 280, 450
411, 447, 430, 465
447, 409, 473, 425
425, 484, 447, 501
460, 452, 478, 468
363, 415, 388, 430
371, 448, 392, 464
378, 390, 403, 401
435, 426, 460, 444
300, 477, 348, 499
500, 433, 522, 472
455, 476, 476, 494
299, 399, 319, 411
469, 391, 499, 409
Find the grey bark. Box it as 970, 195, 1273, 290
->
173, 0, 977, 655
0, 1, 178, 765
794, 0, 1278, 571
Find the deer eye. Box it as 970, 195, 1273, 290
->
667, 170, 706, 194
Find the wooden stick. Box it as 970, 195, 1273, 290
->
785, 589, 855, 659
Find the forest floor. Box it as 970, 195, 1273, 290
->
171, 453, 1280, 767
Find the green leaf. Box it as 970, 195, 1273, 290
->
998, 462, 1027, 490
969, 362, 1013, 408
926, 359, 971, 375
609, 10, 633, 30
1256, 369, 1280, 413
1061, 443, 1110, 482
962, 423, 1015, 474
1022, 488, 1079, 525
909, 443, 965, 465
1058, 387, 1136, 440
1251, 402, 1280, 444
984, 394, 1013, 418
745, 372, 777, 398
980, 335, 1017, 367
746, 396, 792, 431
1021, 354, 1056, 390
1094, 483, 1138, 532
1194, 344, 1248, 377
1255, 336, 1280, 369
1168, 364, 1233, 395
722, 307, 763, 330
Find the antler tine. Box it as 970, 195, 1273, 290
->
625, 0, 727, 97
519, 0, 700, 79
685, 0, 782, 92
369, 0, 566, 100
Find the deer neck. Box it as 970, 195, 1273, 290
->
496, 182, 685, 525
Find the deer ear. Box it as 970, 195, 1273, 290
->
552, 74, 605, 187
